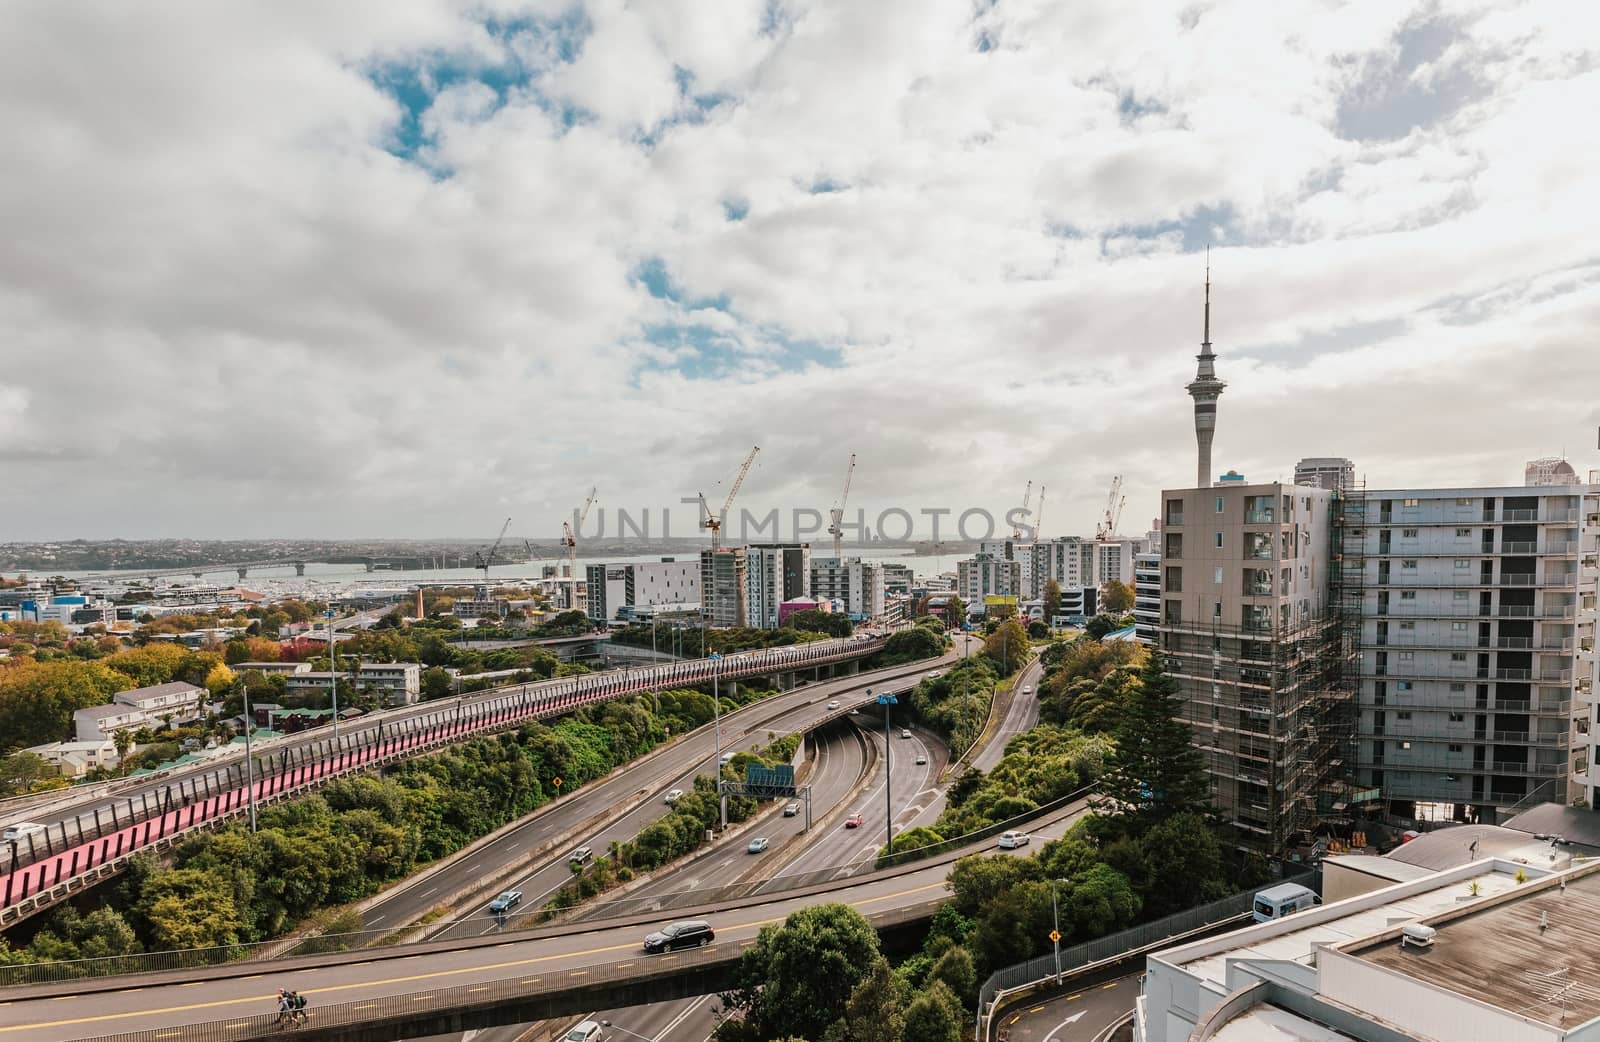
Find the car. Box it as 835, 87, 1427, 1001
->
1, 822, 46, 843
568, 846, 593, 865
719, 753, 733, 766
783, 801, 801, 817
748, 837, 770, 854
488, 890, 523, 913
997, 831, 1030, 849
844, 813, 864, 828
901, 728, 912, 739
643, 919, 715, 953
927, 670, 942, 679
1022, 686, 1033, 695
915, 754, 927, 765
664, 788, 685, 805
565, 1021, 603, 1042
827, 700, 840, 710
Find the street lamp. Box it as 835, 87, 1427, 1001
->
1051, 877, 1070, 984
600, 1021, 656, 1042
323, 608, 340, 739
710, 650, 726, 830
241, 684, 257, 833
875, 688, 899, 856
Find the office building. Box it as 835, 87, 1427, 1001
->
744, 544, 811, 628
1353, 485, 1600, 820
957, 552, 1021, 608
1135, 855, 1585, 1042
810, 557, 884, 621
879, 562, 914, 597
1155, 480, 1353, 852
1133, 550, 1160, 643
585, 559, 700, 622
1295, 456, 1355, 492
700, 548, 748, 628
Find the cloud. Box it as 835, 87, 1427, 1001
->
2, 0, 1598, 542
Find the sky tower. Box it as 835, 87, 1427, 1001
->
1185, 252, 1225, 488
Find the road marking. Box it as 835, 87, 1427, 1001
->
1066, 993, 1082, 1001
1043, 1009, 1087, 1041
419, 886, 437, 897
468, 987, 490, 993
1029, 1005, 1045, 1013
369, 915, 386, 925
117, 989, 144, 994
1101, 981, 1119, 989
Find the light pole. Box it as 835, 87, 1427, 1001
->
876, 688, 898, 856
1051, 877, 1070, 983
241, 685, 257, 833
323, 608, 340, 739
600, 1021, 656, 1042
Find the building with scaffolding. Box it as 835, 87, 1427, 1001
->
1352, 485, 1599, 823
1155, 479, 1357, 853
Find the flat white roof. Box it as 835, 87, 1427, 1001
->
1176, 868, 1521, 990
1209, 1005, 1358, 1042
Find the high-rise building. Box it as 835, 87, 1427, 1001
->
1156, 480, 1352, 852
1353, 485, 1600, 820
1295, 457, 1355, 492
743, 544, 811, 628
1526, 457, 1582, 486
958, 552, 1022, 608
584, 559, 700, 621
809, 557, 884, 620
699, 548, 747, 628
1133, 550, 1160, 643
1185, 260, 1225, 489
880, 562, 914, 597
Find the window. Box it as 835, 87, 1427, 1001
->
1403, 528, 1419, 538
1213, 566, 1223, 584
1456, 498, 1472, 505
1452, 621, 1468, 631
1215, 532, 1224, 549
1449, 712, 1465, 723
1398, 681, 1414, 690
1399, 620, 1416, 630
1400, 741, 1412, 750
1449, 744, 1464, 753
1450, 682, 1466, 691
1397, 711, 1413, 720
1455, 559, 1472, 569
1215, 496, 1224, 514
1213, 601, 1222, 618
1401, 590, 1417, 600
1403, 498, 1420, 507
1456, 528, 1472, 537
1453, 590, 1470, 601
1451, 652, 1467, 662
1398, 651, 1414, 660
1402, 559, 1418, 569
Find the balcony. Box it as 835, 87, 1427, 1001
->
1165, 513, 1184, 526
1500, 541, 1538, 554
1245, 583, 1275, 597
1500, 574, 1538, 586
1495, 668, 1533, 680
1503, 509, 1539, 521
1497, 637, 1535, 649
1491, 731, 1566, 745
1245, 547, 1275, 561
1540, 668, 1573, 683
1245, 510, 1276, 524
1489, 698, 1570, 713
1498, 604, 1537, 617
1547, 541, 1578, 555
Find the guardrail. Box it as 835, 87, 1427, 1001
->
0, 638, 885, 923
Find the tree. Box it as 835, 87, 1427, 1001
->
718, 903, 882, 1042
820, 957, 907, 1042
112, 729, 134, 774
902, 980, 964, 1042
1042, 579, 1062, 625
945, 595, 966, 629
1101, 579, 1135, 613
1099, 649, 1211, 835
928, 944, 977, 1007
0, 752, 52, 797
782, 609, 852, 638
981, 619, 1028, 675
1083, 613, 1120, 640
0, 659, 129, 751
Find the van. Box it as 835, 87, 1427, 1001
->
1252, 883, 1318, 923
1, 822, 46, 843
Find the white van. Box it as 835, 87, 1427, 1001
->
1, 822, 47, 843
1252, 882, 1318, 923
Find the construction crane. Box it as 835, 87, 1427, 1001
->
1096, 476, 1126, 540
1034, 485, 1046, 541
474, 517, 512, 584
560, 488, 599, 607
701, 445, 760, 550
827, 453, 857, 560
1011, 480, 1033, 540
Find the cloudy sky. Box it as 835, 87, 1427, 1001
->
3, 0, 1598, 542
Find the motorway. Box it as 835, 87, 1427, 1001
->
0, 636, 886, 917
996, 971, 1139, 1042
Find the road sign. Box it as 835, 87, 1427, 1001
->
1049, 929, 1061, 943
552, 777, 563, 790
744, 764, 797, 798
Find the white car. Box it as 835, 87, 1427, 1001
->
998, 830, 1030, 849
915, 754, 928, 766
565, 1021, 603, 1042
664, 788, 685, 805
927, 670, 942, 679
827, 700, 840, 710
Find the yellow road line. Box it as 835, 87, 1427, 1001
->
1102, 981, 1119, 989
2, 881, 946, 1034
1066, 993, 1082, 1001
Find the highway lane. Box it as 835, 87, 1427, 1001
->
973, 654, 1044, 775
997, 971, 1139, 1042
0, 637, 882, 881
371, 654, 960, 940
0, 803, 1091, 1042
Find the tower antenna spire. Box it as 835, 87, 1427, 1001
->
1186, 248, 1225, 488
1202, 245, 1212, 354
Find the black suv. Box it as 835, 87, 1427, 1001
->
643, 920, 714, 953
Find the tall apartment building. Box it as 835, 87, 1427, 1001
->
699, 548, 747, 628
744, 544, 811, 628
880, 562, 914, 597
809, 557, 885, 620
958, 552, 1021, 607
1353, 486, 1600, 821
1156, 481, 1352, 853
585, 559, 701, 621
1096, 538, 1141, 588
1295, 457, 1355, 492
1033, 536, 1097, 596
1133, 550, 1160, 643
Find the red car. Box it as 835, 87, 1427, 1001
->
844, 813, 864, 828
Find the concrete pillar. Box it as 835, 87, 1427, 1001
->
294, 562, 306, 576
237, 567, 248, 580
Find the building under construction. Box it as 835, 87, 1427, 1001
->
1155, 480, 1360, 854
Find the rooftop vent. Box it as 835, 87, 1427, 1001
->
1401, 923, 1436, 950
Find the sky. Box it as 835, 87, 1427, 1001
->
3, 0, 1599, 543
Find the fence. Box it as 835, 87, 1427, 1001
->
977, 870, 1319, 1027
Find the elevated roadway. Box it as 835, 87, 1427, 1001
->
0, 637, 887, 925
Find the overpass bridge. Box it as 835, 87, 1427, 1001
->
0, 799, 1089, 1042
0, 637, 885, 926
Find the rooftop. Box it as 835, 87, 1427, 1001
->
1350, 870, 1600, 1031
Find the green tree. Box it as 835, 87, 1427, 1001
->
945, 595, 966, 629
0, 660, 129, 751
782, 609, 852, 638
820, 957, 907, 1042
0, 751, 53, 796
718, 903, 881, 1042
981, 619, 1028, 675
874, 625, 944, 666
1099, 649, 1211, 836
928, 944, 977, 1007
420, 667, 454, 701
1083, 613, 1121, 640
1042, 579, 1062, 625
902, 980, 964, 1042
1101, 579, 1135, 613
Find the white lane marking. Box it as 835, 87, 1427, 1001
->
1043, 1009, 1087, 1041
368, 915, 385, 925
